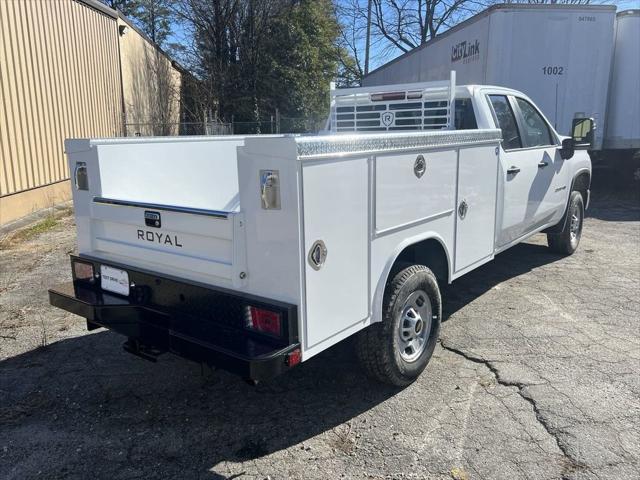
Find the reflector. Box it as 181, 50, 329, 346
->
246, 306, 282, 336
286, 348, 301, 367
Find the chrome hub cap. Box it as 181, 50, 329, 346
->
397, 290, 432, 362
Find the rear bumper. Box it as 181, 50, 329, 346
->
49, 257, 300, 382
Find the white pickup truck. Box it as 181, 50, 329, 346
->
49, 74, 594, 386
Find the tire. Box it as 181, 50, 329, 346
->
547, 191, 584, 255
356, 265, 441, 386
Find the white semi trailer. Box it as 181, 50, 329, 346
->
604, 10, 640, 154
363, 4, 639, 162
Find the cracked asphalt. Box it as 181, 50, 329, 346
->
1, 188, 639, 480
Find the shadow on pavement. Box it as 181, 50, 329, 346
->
442, 242, 562, 320
0, 331, 399, 479
586, 192, 640, 222
587, 169, 640, 222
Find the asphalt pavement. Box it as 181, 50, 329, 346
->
0, 191, 638, 480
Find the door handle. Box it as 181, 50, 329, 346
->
507, 166, 521, 175
538, 161, 549, 168
458, 200, 468, 219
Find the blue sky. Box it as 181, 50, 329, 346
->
614, 0, 640, 8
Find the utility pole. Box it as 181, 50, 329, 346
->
364, 0, 372, 76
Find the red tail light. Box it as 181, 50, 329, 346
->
73, 260, 95, 283
245, 306, 282, 336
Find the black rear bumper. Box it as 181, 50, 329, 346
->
49, 256, 300, 382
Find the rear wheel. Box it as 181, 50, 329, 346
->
356, 265, 441, 386
547, 190, 584, 255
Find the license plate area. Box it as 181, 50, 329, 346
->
100, 265, 130, 296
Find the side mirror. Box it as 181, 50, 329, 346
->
560, 138, 575, 160
571, 117, 595, 149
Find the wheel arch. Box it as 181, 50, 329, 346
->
545, 168, 591, 234
372, 232, 452, 325
572, 169, 591, 208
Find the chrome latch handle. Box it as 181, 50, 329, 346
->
260, 170, 281, 210
414, 154, 426, 178
308, 240, 327, 271
458, 200, 468, 219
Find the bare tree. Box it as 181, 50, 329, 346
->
336, 0, 487, 85
369, 0, 490, 53
173, 0, 240, 120
173, 0, 289, 123
335, 0, 367, 85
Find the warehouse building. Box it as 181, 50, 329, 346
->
0, 0, 184, 226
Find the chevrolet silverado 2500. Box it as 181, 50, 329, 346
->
49, 74, 594, 385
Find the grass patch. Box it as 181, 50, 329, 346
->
15, 216, 59, 241
0, 208, 72, 249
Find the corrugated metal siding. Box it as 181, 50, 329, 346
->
119, 17, 182, 136
0, 0, 123, 197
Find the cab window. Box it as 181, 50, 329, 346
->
488, 95, 522, 150
515, 98, 555, 147
454, 99, 477, 130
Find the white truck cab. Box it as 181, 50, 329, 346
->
50, 74, 593, 385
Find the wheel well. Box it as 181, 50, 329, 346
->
573, 171, 590, 205
393, 238, 449, 283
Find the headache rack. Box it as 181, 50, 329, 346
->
328, 71, 456, 134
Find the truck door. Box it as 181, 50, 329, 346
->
488, 94, 561, 247
511, 96, 567, 223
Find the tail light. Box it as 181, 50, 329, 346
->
245, 306, 282, 337
73, 260, 95, 283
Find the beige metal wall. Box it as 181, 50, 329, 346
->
119, 18, 182, 137
0, 0, 123, 204
0, 0, 184, 226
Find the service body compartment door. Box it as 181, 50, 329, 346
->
454, 146, 499, 273
375, 149, 457, 234
302, 158, 369, 349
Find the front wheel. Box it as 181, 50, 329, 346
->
547, 191, 584, 255
356, 265, 441, 386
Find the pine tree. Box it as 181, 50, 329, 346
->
99, 0, 173, 48
137, 0, 173, 47
99, 0, 141, 18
